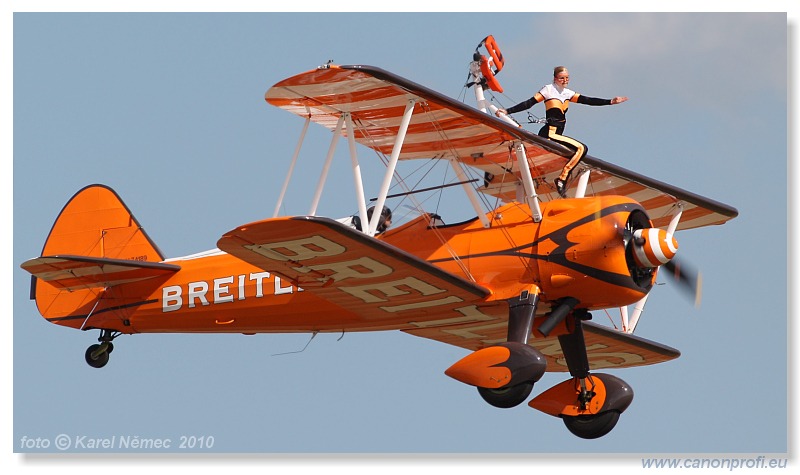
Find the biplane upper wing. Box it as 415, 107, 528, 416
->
266, 64, 737, 231
403, 313, 680, 372
217, 216, 491, 329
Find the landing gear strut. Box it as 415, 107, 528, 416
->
446, 288, 546, 409
530, 311, 634, 439
84, 329, 119, 369
475, 289, 546, 408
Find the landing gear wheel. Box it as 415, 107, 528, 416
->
85, 343, 110, 369
477, 381, 534, 408
562, 410, 620, 439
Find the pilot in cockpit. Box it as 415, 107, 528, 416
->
339, 205, 392, 234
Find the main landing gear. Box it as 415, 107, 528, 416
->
529, 307, 634, 439
477, 379, 534, 409
562, 405, 621, 440
445, 293, 634, 439
84, 329, 120, 369
445, 289, 547, 409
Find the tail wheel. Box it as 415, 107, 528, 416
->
85, 343, 110, 369
477, 381, 534, 409
562, 410, 620, 439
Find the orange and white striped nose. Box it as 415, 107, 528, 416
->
632, 228, 678, 268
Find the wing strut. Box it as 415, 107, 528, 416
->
512, 142, 543, 222
368, 99, 415, 236
273, 111, 310, 218
666, 205, 684, 235
345, 112, 370, 234
309, 115, 345, 216
574, 169, 592, 199
626, 294, 650, 334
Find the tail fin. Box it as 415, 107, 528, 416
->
37, 184, 166, 262
21, 184, 176, 330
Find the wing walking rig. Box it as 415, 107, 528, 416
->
21, 36, 737, 439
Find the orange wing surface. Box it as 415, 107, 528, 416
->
217, 216, 490, 324
266, 64, 738, 230
404, 317, 680, 372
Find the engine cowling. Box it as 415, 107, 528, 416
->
536, 197, 659, 309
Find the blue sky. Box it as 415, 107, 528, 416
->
6, 6, 796, 472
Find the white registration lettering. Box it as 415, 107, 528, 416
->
381, 296, 464, 313
410, 305, 496, 328
528, 340, 567, 357
214, 276, 234, 304
162, 286, 183, 313
274, 276, 293, 295
187, 281, 209, 308
250, 271, 271, 297
296, 256, 392, 283
245, 235, 345, 262
586, 351, 645, 367
161, 270, 304, 313
442, 321, 507, 340
339, 276, 446, 304
237, 274, 246, 301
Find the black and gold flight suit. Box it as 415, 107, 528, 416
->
506, 83, 613, 197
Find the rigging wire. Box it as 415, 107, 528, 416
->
352, 112, 476, 282
415, 103, 540, 280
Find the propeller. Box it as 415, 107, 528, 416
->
663, 258, 703, 307
626, 225, 702, 307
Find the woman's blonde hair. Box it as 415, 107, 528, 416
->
553, 66, 568, 77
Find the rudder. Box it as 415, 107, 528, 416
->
25, 184, 167, 330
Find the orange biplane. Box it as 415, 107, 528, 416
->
21, 37, 737, 439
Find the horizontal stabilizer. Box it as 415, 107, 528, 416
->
218, 216, 490, 324
21, 255, 180, 292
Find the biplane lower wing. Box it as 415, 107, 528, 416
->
217, 216, 491, 327
404, 316, 680, 372
21, 255, 180, 292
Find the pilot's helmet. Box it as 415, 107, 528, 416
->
367, 205, 393, 233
